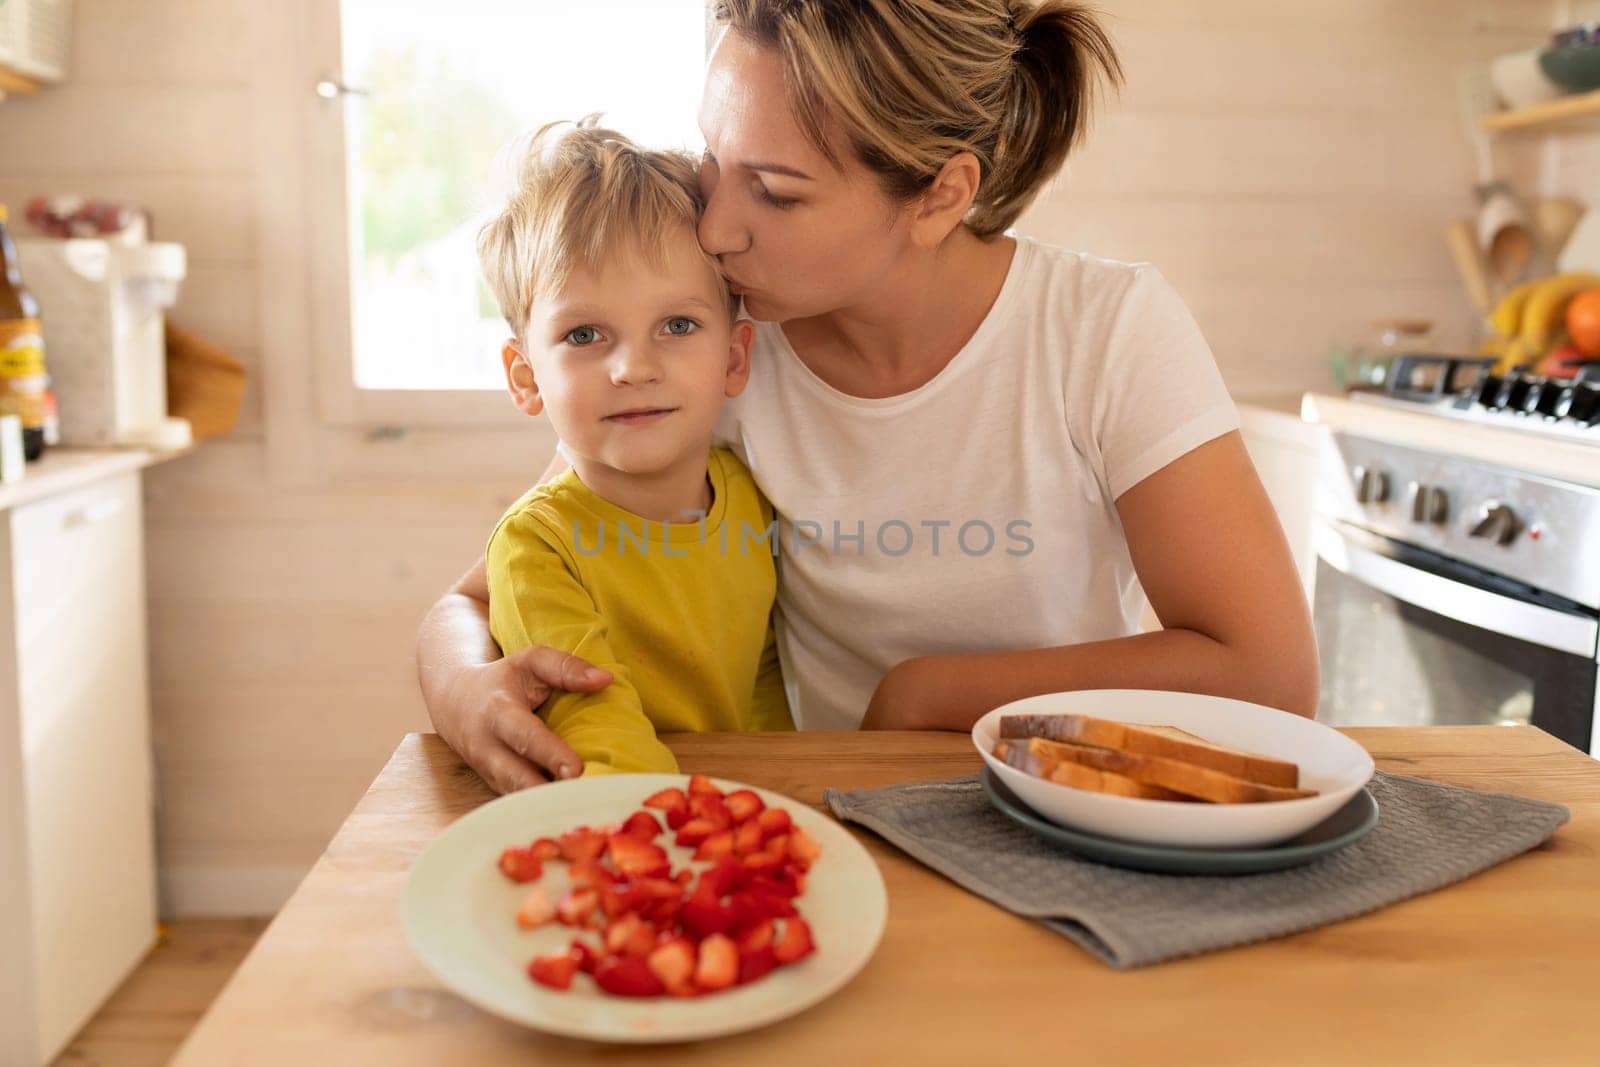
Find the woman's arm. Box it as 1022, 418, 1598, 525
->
861, 432, 1319, 729
415, 450, 613, 791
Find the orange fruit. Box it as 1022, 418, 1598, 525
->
1564, 288, 1600, 355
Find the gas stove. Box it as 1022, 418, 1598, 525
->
1349, 355, 1600, 444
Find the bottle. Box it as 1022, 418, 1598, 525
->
0, 203, 49, 461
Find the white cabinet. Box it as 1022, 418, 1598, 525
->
0, 468, 158, 1066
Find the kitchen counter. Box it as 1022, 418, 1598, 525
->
172, 727, 1600, 1066
1302, 392, 1600, 489
0, 445, 192, 513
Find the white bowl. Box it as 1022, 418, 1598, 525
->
972, 690, 1375, 848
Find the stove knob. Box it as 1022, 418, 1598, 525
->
1477, 373, 1506, 408
1520, 377, 1550, 415
1468, 501, 1521, 546
1408, 482, 1449, 524
1353, 465, 1390, 503
1502, 375, 1535, 412
1565, 381, 1600, 424
1538, 381, 1574, 418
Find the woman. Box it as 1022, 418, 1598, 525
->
417, 0, 1318, 793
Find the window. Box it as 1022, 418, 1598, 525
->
314, 1, 708, 422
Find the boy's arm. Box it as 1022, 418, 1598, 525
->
489, 518, 677, 775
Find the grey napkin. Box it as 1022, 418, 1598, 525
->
824, 771, 1568, 969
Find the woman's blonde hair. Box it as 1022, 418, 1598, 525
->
477, 116, 726, 338
711, 0, 1122, 236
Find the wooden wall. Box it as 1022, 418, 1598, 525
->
0, 0, 1558, 915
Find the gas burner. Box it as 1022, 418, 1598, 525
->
1353, 354, 1600, 444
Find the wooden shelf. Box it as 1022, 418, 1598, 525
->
0, 64, 41, 97
1481, 87, 1600, 132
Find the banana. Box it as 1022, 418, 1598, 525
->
1494, 336, 1535, 376
1490, 278, 1544, 338
1519, 272, 1600, 353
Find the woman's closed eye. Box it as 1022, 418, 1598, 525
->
756, 183, 799, 209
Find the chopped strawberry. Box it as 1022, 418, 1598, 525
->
682, 891, 733, 939
621, 811, 663, 841
599, 882, 644, 920
741, 850, 785, 879
567, 858, 612, 890
497, 846, 543, 883
528, 949, 581, 990
646, 937, 697, 995
607, 833, 670, 878
694, 830, 735, 862
688, 792, 733, 829
529, 837, 562, 862
738, 947, 778, 984
673, 817, 721, 847
695, 933, 738, 992
746, 873, 801, 900
516, 886, 556, 929
787, 826, 822, 868
732, 885, 796, 921
595, 955, 666, 997
558, 827, 606, 864
773, 916, 815, 965
724, 892, 768, 935
755, 807, 792, 840
687, 773, 722, 798
665, 808, 692, 831
569, 938, 600, 975
733, 820, 765, 857
724, 789, 766, 824
698, 857, 746, 899
642, 787, 690, 815
737, 918, 775, 953
604, 913, 657, 959
555, 887, 599, 926
763, 833, 789, 858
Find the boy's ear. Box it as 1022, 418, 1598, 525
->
501, 338, 544, 416
723, 319, 756, 398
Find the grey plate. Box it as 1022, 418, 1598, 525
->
980, 767, 1379, 875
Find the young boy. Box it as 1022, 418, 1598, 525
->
477, 119, 793, 776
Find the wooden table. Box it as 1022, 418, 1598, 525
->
173, 727, 1600, 1066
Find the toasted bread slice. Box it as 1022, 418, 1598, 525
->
999, 713, 1301, 789
1025, 737, 1317, 804
994, 740, 1195, 801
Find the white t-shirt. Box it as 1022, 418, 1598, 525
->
712, 235, 1239, 731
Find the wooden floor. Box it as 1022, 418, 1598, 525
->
50, 918, 271, 1066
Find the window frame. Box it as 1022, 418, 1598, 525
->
303, 0, 526, 429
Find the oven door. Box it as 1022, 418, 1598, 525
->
1313, 519, 1599, 754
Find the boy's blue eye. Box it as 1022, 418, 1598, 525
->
664, 317, 698, 336
565, 325, 600, 346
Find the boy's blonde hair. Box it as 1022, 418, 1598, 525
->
478, 116, 727, 339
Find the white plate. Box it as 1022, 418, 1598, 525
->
972, 690, 1375, 848
402, 774, 887, 1043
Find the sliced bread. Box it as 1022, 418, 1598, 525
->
1025, 737, 1316, 804
994, 740, 1195, 801
1000, 713, 1301, 788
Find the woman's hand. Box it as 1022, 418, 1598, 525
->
436, 645, 612, 792
417, 546, 610, 793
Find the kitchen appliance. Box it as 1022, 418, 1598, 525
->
14, 237, 191, 448
1314, 358, 1600, 755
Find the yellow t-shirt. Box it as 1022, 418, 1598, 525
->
486, 448, 794, 775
